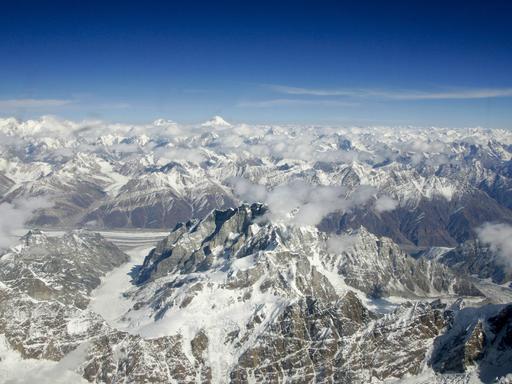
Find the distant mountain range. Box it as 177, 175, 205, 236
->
0, 116, 511, 382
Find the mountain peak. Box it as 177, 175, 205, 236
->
20, 229, 48, 246
201, 115, 232, 128
152, 118, 177, 127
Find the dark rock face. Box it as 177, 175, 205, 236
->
136, 204, 266, 283
464, 321, 487, 367
86, 197, 194, 228
231, 293, 376, 384
5, 179, 107, 228
431, 319, 485, 373
439, 240, 512, 285
82, 177, 238, 229
479, 305, 512, 381
480, 171, 512, 211
338, 301, 449, 383
323, 190, 512, 248
231, 300, 451, 384
430, 303, 512, 382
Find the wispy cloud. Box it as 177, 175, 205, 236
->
267, 84, 512, 100
0, 98, 72, 109
96, 102, 131, 109
0, 197, 52, 249
238, 98, 357, 108
267, 85, 355, 97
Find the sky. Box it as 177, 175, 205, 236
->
1, 0, 512, 128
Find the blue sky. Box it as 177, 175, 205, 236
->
1, 0, 512, 127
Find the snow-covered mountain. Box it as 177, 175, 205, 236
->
0, 116, 512, 382
0, 205, 510, 382
0, 229, 128, 308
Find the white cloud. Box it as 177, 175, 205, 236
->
153, 145, 208, 164
326, 233, 358, 254
238, 98, 357, 108
230, 178, 375, 227
375, 195, 398, 213
476, 223, 512, 267
228, 177, 267, 203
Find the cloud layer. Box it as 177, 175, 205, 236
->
0, 197, 52, 249
476, 223, 512, 267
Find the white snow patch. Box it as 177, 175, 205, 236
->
89, 245, 153, 323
